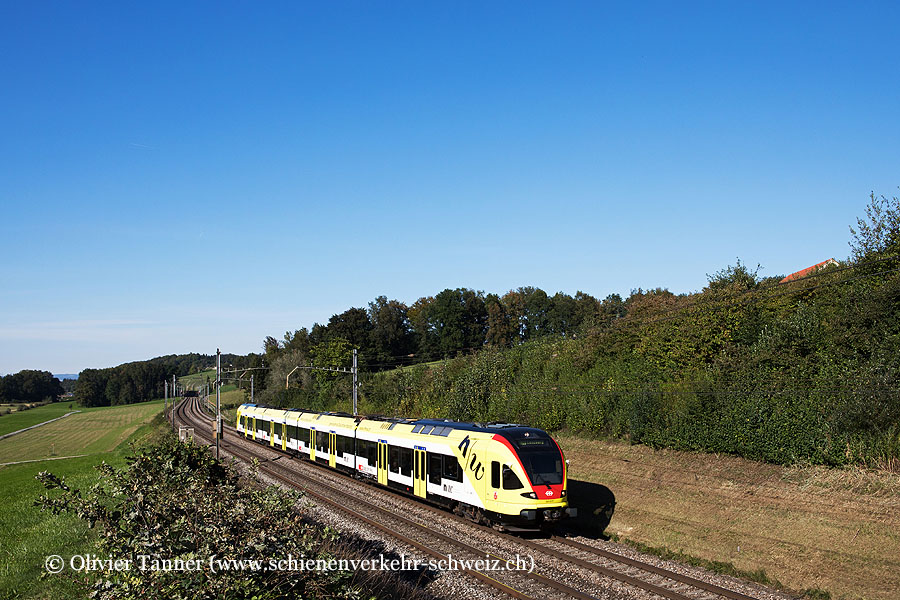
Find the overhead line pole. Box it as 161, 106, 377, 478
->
216, 348, 221, 461
352, 349, 358, 416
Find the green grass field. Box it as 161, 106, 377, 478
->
0, 403, 168, 600
0, 400, 164, 465
0, 403, 81, 438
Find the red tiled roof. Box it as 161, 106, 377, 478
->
780, 258, 838, 283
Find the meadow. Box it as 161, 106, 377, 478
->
0, 401, 163, 465
0, 401, 166, 600
0, 403, 80, 438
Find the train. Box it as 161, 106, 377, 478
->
235, 404, 576, 531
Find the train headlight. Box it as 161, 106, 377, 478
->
560, 490, 566, 497
520, 491, 538, 499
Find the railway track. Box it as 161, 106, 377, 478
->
174, 397, 783, 600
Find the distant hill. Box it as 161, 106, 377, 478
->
53, 373, 78, 381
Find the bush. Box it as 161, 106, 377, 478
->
35, 436, 419, 600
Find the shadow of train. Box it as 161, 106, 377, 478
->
565, 478, 616, 538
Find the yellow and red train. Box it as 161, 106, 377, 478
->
235, 404, 576, 530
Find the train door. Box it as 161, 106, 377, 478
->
252, 418, 257, 441
309, 428, 316, 461
329, 432, 337, 468
281, 423, 287, 451
269, 421, 275, 447
486, 459, 502, 513
245, 416, 251, 438
413, 446, 427, 498
377, 440, 388, 485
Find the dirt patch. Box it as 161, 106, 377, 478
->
557, 435, 900, 600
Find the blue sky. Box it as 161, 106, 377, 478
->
1, 1, 898, 374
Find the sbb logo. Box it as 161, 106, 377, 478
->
545, 490, 553, 497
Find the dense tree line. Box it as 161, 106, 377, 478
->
0, 370, 64, 403
258, 288, 625, 408
73, 352, 252, 407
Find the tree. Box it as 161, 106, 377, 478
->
596, 293, 627, 326
282, 328, 310, 355
706, 259, 761, 292
428, 288, 487, 357
573, 291, 600, 328
849, 191, 900, 261
74, 369, 110, 407
408, 296, 438, 359
6, 370, 64, 403
485, 293, 514, 347
547, 292, 578, 335
519, 286, 551, 340
368, 296, 414, 367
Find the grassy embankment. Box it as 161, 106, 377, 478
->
0, 399, 167, 600
560, 435, 900, 600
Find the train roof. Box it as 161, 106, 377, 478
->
237, 404, 553, 439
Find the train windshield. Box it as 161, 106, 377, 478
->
521, 450, 564, 485
505, 431, 564, 486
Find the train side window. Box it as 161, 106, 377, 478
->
502, 465, 524, 490
368, 442, 378, 466
443, 455, 462, 482
389, 446, 400, 473
491, 461, 500, 489
400, 448, 412, 477
428, 455, 442, 485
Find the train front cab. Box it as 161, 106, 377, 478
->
480, 430, 575, 529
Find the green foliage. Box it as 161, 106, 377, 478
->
351, 248, 900, 467
0, 370, 64, 403
34, 437, 371, 600
849, 191, 900, 260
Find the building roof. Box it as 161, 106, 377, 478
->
780, 258, 838, 283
